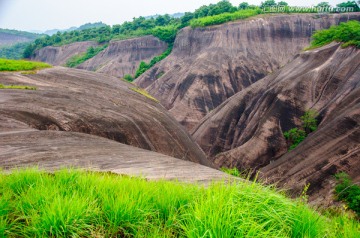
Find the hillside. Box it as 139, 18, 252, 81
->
31, 41, 100, 66
0, 67, 212, 167
191, 42, 360, 203
135, 13, 360, 130
0, 29, 41, 47
77, 36, 168, 78
32, 36, 169, 78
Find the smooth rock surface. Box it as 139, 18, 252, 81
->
0, 67, 212, 167
0, 130, 230, 184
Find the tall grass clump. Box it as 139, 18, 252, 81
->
309, 20, 360, 49
190, 9, 261, 28
0, 168, 359, 237
0, 58, 51, 71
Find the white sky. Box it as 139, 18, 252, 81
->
0, 0, 347, 32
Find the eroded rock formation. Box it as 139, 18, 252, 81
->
31, 41, 99, 65
77, 36, 168, 78
135, 13, 360, 130
0, 67, 212, 167
191, 43, 360, 202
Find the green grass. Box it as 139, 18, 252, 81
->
309, 20, 360, 49
0, 84, 36, 90
0, 58, 51, 71
190, 9, 261, 28
130, 86, 159, 102
0, 168, 359, 237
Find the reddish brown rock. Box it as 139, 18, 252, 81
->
0, 67, 212, 167
77, 36, 168, 78
135, 13, 360, 130
31, 41, 99, 65
191, 43, 360, 202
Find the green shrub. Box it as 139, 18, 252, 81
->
135, 45, 172, 78
65, 44, 108, 68
309, 20, 360, 49
301, 109, 318, 134
190, 9, 261, 28
0, 58, 51, 71
123, 74, 134, 82
283, 128, 306, 150
335, 172, 360, 216
284, 110, 318, 150
1, 168, 359, 237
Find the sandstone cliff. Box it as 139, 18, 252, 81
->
31, 41, 99, 65
191, 43, 360, 202
77, 36, 168, 78
0, 67, 211, 167
135, 13, 360, 130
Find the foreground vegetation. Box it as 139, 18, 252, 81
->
0, 169, 359, 237
310, 20, 360, 49
0, 58, 51, 71
335, 172, 360, 216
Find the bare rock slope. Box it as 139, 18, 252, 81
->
31, 41, 99, 66
191, 43, 360, 202
0, 130, 230, 184
0, 67, 212, 167
77, 36, 168, 78
135, 13, 360, 130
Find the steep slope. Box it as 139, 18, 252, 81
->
191, 43, 359, 202
0, 67, 211, 167
135, 13, 360, 130
31, 41, 99, 66
77, 36, 168, 78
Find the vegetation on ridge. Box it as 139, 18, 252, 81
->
1, 168, 359, 237
65, 44, 108, 68
0, 58, 51, 71
309, 20, 360, 49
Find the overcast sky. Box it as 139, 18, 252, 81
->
0, 0, 347, 32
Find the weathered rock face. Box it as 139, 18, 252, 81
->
77, 36, 168, 78
31, 41, 98, 65
191, 43, 360, 202
0, 67, 212, 167
135, 13, 360, 130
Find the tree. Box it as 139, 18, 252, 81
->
239, 2, 249, 9
278, 1, 288, 6
316, 2, 331, 8
300, 110, 318, 134
337, 1, 360, 11
261, 0, 276, 8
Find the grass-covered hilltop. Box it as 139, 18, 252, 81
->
0, 58, 51, 72
1, 169, 359, 237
